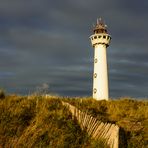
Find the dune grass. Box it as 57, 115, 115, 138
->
0, 95, 108, 148
0, 94, 148, 148
64, 97, 148, 148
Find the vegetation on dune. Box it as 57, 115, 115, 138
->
0, 95, 107, 148
64, 98, 148, 148
0, 90, 148, 148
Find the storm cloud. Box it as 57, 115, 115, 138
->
0, 0, 148, 98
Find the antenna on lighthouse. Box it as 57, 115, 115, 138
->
97, 18, 99, 24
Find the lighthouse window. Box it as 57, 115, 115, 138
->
98, 35, 102, 38
94, 58, 98, 63
94, 88, 97, 94
107, 36, 110, 40
103, 35, 106, 39
94, 73, 97, 78
91, 37, 93, 40
94, 36, 97, 39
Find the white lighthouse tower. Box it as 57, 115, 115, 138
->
90, 18, 111, 100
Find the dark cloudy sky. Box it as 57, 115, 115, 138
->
0, 0, 148, 98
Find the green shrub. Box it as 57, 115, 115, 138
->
0, 89, 5, 99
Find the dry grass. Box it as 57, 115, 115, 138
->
1, 94, 147, 148
64, 97, 148, 148
0, 95, 106, 148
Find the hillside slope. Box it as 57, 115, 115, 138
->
1, 95, 148, 147
65, 98, 148, 147
0, 96, 107, 148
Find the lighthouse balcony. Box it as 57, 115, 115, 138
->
90, 34, 111, 47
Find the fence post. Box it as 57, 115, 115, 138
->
62, 101, 119, 148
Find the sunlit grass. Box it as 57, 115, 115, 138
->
0, 95, 108, 148
0, 91, 147, 148
64, 97, 148, 147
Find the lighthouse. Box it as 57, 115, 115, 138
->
90, 18, 111, 100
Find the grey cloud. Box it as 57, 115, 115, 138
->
0, 0, 148, 98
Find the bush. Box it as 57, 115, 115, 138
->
0, 89, 5, 99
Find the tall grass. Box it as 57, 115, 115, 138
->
1, 96, 147, 147
0, 95, 106, 147
64, 98, 148, 148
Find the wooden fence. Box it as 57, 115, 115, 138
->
62, 101, 119, 148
